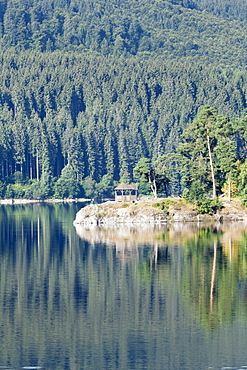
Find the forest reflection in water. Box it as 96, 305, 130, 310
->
1, 204, 247, 369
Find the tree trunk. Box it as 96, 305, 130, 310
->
210, 239, 217, 314
149, 174, 157, 198
36, 149, 39, 181
207, 134, 216, 199
152, 177, 157, 198
6, 160, 9, 178
228, 176, 231, 201
1, 161, 4, 178
30, 155, 33, 180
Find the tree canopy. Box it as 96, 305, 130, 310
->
178, 106, 236, 199
1, 0, 247, 65
1, 0, 247, 201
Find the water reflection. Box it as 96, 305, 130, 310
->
1, 205, 247, 369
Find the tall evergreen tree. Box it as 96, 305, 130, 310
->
178, 106, 236, 200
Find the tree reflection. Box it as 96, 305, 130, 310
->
173, 224, 247, 330
75, 222, 247, 331
1, 208, 247, 368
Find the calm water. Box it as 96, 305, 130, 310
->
1, 204, 247, 370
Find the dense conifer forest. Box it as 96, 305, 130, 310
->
1, 0, 247, 202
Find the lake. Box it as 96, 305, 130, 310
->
1, 203, 247, 370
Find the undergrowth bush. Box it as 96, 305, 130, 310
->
195, 198, 223, 214
153, 202, 169, 215
164, 199, 174, 205
121, 203, 129, 208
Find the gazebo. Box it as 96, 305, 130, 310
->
114, 183, 138, 202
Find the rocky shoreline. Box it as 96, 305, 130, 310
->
73, 198, 247, 225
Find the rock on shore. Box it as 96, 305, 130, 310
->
73, 198, 247, 225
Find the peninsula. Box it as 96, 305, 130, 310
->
73, 198, 247, 225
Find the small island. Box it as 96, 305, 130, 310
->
73, 197, 247, 225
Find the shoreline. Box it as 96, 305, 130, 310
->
73, 198, 247, 225
0, 198, 90, 205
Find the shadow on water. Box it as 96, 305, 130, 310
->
1, 204, 247, 369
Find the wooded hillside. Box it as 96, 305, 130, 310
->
0, 0, 247, 199
1, 0, 247, 64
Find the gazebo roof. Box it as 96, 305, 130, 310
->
114, 183, 138, 191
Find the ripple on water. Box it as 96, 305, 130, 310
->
220, 367, 247, 370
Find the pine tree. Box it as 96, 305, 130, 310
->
178, 106, 236, 200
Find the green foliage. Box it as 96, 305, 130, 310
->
5, 184, 14, 199
133, 158, 151, 182
153, 202, 169, 215
23, 180, 52, 200
0, 52, 245, 190
54, 164, 81, 199
54, 178, 80, 199
137, 180, 152, 195
12, 171, 25, 184
1, 1, 247, 201
195, 198, 223, 215
96, 174, 114, 200
11, 183, 25, 199
182, 180, 206, 203
164, 199, 174, 205
121, 203, 130, 208
1, 0, 247, 66
133, 157, 170, 198
0, 181, 6, 199
82, 176, 97, 200
239, 162, 247, 206
179, 106, 237, 200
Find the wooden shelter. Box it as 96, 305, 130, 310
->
114, 183, 138, 202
